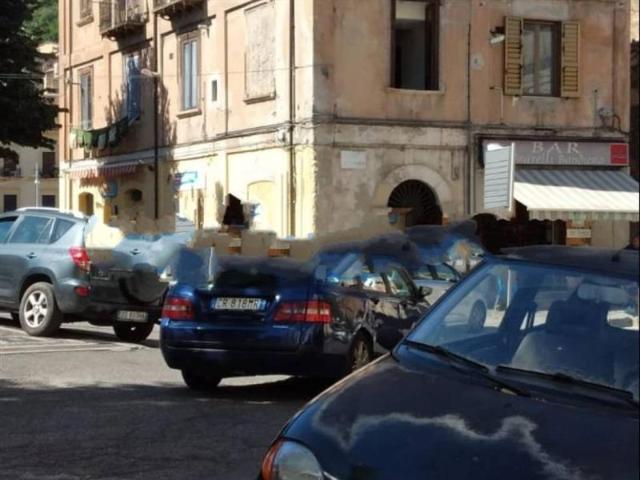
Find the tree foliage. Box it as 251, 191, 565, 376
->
25, 0, 58, 44
0, 0, 59, 160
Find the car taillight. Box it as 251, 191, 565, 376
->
274, 300, 332, 324
162, 297, 194, 321
69, 247, 91, 273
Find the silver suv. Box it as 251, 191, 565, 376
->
0, 208, 157, 342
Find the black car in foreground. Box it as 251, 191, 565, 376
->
259, 246, 639, 480
160, 238, 430, 388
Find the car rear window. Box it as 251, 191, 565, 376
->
51, 219, 75, 243
8, 216, 53, 244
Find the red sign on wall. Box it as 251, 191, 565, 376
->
610, 143, 629, 165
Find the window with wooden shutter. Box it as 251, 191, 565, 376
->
504, 16, 523, 96
561, 21, 580, 98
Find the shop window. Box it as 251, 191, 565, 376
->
79, 192, 95, 216
391, 0, 440, 91
180, 33, 199, 111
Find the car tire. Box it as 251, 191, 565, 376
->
113, 322, 154, 343
348, 333, 373, 373
181, 370, 222, 391
19, 282, 62, 337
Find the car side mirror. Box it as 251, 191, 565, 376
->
378, 327, 404, 351
418, 286, 432, 299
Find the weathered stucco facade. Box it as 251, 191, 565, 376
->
58, 0, 633, 243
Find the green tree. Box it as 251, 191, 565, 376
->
25, 0, 58, 44
0, 0, 59, 161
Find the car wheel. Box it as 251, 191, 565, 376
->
19, 282, 62, 337
181, 370, 222, 391
349, 333, 373, 373
469, 300, 487, 331
113, 322, 154, 343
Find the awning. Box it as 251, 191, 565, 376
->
514, 169, 640, 222
67, 161, 141, 180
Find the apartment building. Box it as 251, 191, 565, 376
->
0, 43, 59, 213
58, 0, 637, 246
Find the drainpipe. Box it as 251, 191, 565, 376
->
288, 0, 296, 237
153, 11, 160, 220
465, 12, 473, 217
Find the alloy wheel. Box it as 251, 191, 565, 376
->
24, 291, 49, 329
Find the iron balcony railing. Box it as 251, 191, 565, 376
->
100, 0, 146, 37
153, 0, 203, 16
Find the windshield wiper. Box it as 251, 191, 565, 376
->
496, 365, 638, 409
404, 340, 529, 397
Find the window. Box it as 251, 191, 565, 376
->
1, 158, 19, 177
41, 152, 56, 178
385, 267, 413, 297
0, 217, 17, 242
504, 18, 580, 98
3, 194, 17, 213
124, 53, 141, 119
51, 219, 75, 243
391, 0, 439, 91
80, 69, 93, 129
42, 195, 56, 208
9, 216, 53, 244
79, 0, 92, 20
245, 2, 276, 101
522, 21, 560, 96
180, 35, 199, 111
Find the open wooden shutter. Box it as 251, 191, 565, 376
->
504, 16, 523, 96
561, 21, 580, 98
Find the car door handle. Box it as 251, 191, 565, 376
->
26, 252, 37, 260
370, 297, 380, 305
130, 249, 141, 255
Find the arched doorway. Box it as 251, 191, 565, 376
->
388, 179, 442, 227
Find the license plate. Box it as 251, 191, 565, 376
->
212, 298, 266, 311
117, 310, 148, 323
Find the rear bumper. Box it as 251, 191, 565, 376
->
75, 302, 162, 325
160, 344, 347, 378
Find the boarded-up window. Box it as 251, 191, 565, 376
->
124, 52, 142, 119
79, 68, 93, 129
244, 2, 276, 101
561, 21, 580, 97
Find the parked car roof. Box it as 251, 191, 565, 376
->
502, 245, 639, 278
13, 207, 87, 221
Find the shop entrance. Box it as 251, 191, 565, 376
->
387, 180, 442, 227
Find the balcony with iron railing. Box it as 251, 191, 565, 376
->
153, 0, 203, 17
100, 0, 147, 38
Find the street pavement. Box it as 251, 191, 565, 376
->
0, 315, 331, 480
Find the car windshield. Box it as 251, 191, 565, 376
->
407, 261, 640, 398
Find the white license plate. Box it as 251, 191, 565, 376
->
117, 310, 148, 323
212, 298, 266, 311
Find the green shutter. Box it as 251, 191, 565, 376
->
504, 16, 523, 96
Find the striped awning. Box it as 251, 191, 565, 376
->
514, 169, 640, 222
67, 161, 140, 180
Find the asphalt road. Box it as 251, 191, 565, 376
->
0, 315, 331, 480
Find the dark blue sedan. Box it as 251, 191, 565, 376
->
259, 247, 639, 480
160, 242, 430, 389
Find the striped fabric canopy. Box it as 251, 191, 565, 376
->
67, 161, 140, 180
514, 169, 640, 222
